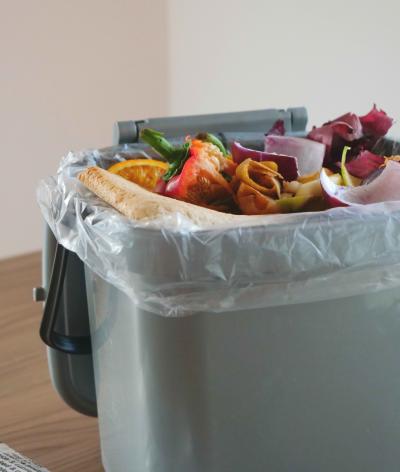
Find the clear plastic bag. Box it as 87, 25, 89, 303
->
37, 144, 400, 317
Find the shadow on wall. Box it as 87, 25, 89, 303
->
0, 0, 169, 259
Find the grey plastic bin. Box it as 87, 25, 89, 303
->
36, 108, 400, 472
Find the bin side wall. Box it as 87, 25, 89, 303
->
86, 270, 400, 472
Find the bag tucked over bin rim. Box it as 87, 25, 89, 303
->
37, 145, 400, 317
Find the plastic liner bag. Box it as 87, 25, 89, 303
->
37, 143, 400, 317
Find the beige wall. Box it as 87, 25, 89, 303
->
0, 0, 168, 259
1, 0, 400, 258
168, 0, 400, 127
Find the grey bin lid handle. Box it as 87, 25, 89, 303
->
39, 243, 92, 355
113, 107, 308, 144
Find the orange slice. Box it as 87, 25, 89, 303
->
108, 159, 168, 191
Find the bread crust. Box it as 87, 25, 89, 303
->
78, 166, 254, 227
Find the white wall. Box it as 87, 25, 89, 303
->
2, 0, 400, 258
168, 0, 400, 127
0, 0, 168, 259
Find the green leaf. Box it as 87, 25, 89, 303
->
162, 141, 191, 181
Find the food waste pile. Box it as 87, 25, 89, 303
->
84, 105, 398, 216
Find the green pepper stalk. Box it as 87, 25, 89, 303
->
140, 128, 176, 162
196, 132, 229, 156
140, 128, 191, 181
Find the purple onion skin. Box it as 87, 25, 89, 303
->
308, 106, 393, 167
154, 178, 167, 194
360, 105, 394, 138
264, 135, 325, 175
319, 169, 349, 208
266, 119, 285, 136
320, 161, 400, 208
345, 150, 384, 179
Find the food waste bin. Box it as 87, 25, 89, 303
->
36, 108, 400, 472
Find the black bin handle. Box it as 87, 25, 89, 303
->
40, 243, 92, 355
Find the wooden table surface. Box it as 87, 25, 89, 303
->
0, 252, 103, 471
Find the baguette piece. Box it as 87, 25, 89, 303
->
78, 166, 254, 228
